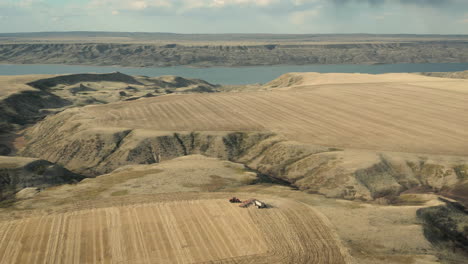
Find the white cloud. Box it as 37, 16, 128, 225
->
190, 0, 279, 8
11, 0, 47, 8
129, 1, 148, 10
89, 0, 172, 10
17, 0, 38, 8
255, 0, 278, 6
181, 0, 206, 9
459, 13, 468, 23
291, 0, 318, 6
372, 12, 393, 20
290, 7, 320, 25
89, 0, 281, 12
111, 10, 120, 15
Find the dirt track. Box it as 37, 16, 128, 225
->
0, 198, 348, 264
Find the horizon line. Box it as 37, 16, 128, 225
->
1, 31, 468, 36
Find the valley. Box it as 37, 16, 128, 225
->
0, 71, 467, 263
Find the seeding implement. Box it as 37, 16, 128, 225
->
232, 198, 267, 209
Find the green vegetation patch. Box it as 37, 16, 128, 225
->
32, 164, 48, 175
327, 147, 343, 152
183, 175, 238, 192
454, 165, 468, 180
390, 194, 428, 206
420, 164, 447, 179
111, 190, 129, 196
417, 202, 468, 260
0, 198, 17, 208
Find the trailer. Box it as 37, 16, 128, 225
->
237, 198, 267, 209
239, 199, 255, 208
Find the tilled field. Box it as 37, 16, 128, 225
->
0, 198, 348, 264
65, 74, 468, 156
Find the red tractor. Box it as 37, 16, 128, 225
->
229, 197, 241, 203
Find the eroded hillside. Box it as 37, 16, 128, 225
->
0, 72, 218, 134
1, 41, 468, 67
15, 72, 468, 206
0, 156, 83, 202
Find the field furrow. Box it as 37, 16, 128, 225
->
57, 75, 468, 155
0, 198, 348, 264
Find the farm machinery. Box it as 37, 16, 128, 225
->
229, 197, 241, 203
229, 197, 267, 209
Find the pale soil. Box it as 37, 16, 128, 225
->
48, 72, 468, 156
0, 195, 349, 264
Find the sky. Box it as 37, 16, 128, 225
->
0, 0, 467, 34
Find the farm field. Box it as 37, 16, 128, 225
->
2, 72, 468, 264
0, 197, 348, 264
44, 72, 468, 156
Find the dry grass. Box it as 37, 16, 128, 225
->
71, 168, 163, 200
0, 75, 44, 99
8, 156, 258, 211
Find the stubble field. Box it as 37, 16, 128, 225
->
71, 73, 468, 156
0, 198, 348, 264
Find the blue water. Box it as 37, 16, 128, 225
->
1, 63, 467, 85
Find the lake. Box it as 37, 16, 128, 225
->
1, 63, 468, 85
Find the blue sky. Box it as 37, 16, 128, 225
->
0, 0, 467, 34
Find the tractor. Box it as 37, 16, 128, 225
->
229, 197, 241, 203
